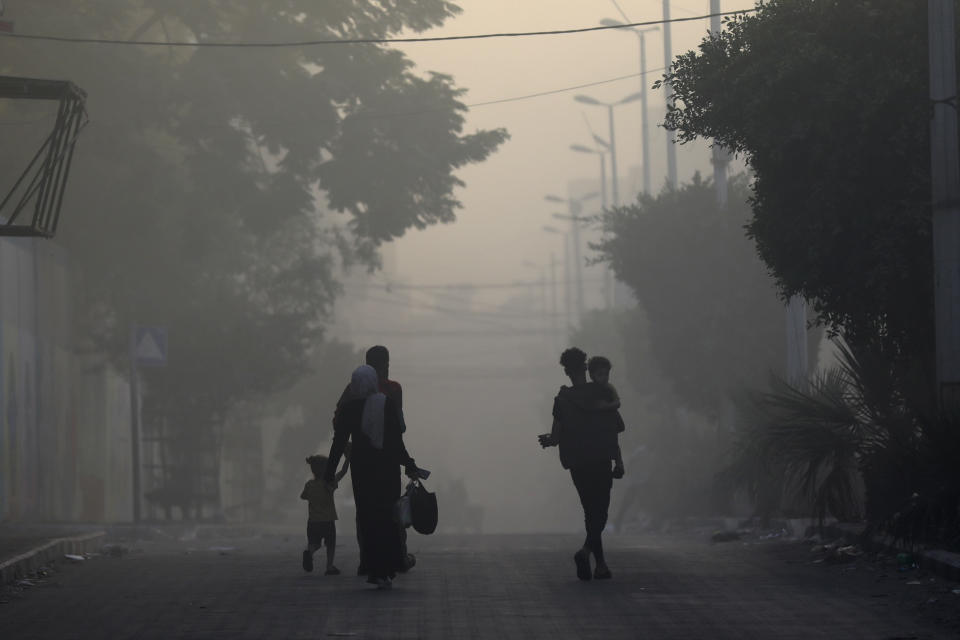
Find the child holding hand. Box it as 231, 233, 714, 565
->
301, 443, 351, 575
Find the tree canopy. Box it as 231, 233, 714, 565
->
660, 0, 939, 382
0, 2, 507, 457
596, 174, 817, 414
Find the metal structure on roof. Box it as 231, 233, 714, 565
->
0, 75, 88, 238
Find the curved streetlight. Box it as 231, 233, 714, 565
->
571, 143, 614, 310
544, 191, 600, 321
570, 144, 608, 211
573, 93, 641, 208
600, 18, 659, 195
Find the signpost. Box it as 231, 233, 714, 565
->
130, 326, 167, 522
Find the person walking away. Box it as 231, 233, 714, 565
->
539, 348, 624, 581
333, 345, 411, 575
301, 445, 351, 575
327, 365, 420, 590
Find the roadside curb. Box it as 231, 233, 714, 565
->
0, 530, 106, 585
818, 523, 960, 583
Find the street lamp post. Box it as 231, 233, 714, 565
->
546, 192, 599, 323
600, 19, 659, 195
543, 225, 571, 326
574, 93, 642, 208
573, 94, 639, 311
570, 143, 608, 210
571, 142, 613, 309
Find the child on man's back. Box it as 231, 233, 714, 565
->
587, 356, 626, 479
301, 443, 351, 575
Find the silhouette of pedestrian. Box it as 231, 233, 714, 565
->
327, 365, 420, 590
539, 348, 624, 580
334, 345, 412, 575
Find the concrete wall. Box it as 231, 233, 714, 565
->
0, 238, 132, 523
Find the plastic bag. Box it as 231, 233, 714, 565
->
393, 492, 413, 527
409, 479, 438, 535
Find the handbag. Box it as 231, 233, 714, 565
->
408, 478, 438, 535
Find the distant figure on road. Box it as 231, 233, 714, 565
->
301, 445, 351, 575
334, 345, 411, 575
327, 365, 420, 590
539, 348, 625, 581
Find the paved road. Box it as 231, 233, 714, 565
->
1, 531, 956, 639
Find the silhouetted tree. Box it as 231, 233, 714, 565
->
660, 0, 942, 395
595, 174, 814, 415
0, 1, 507, 512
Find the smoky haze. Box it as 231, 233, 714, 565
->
316, 1, 758, 533
0, 1, 770, 534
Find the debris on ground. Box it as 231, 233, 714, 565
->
208, 546, 237, 555
100, 544, 129, 557
808, 539, 864, 564
64, 554, 85, 563
711, 530, 741, 543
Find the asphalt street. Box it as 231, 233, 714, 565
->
1, 531, 957, 639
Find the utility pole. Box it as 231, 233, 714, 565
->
785, 297, 809, 385
547, 191, 598, 324
543, 225, 571, 326
929, 0, 960, 409
128, 329, 142, 523
662, 0, 678, 188
569, 199, 586, 321
639, 28, 653, 195
709, 0, 730, 209
550, 252, 559, 349
563, 235, 571, 325
607, 104, 620, 207
599, 18, 658, 195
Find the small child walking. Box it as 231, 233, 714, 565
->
587, 356, 626, 479
301, 443, 351, 575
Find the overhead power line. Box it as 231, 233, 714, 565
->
378, 278, 604, 291
343, 289, 568, 322
0, 10, 754, 48
467, 68, 664, 109
0, 67, 665, 129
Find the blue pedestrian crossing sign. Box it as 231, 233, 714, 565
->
133, 326, 168, 366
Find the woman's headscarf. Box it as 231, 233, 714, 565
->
350, 364, 386, 449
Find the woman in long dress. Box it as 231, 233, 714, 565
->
325, 365, 419, 589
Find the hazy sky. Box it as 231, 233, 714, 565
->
385, 0, 755, 301
327, 2, 758, 531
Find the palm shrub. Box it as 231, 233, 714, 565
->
728, 342, 960, 549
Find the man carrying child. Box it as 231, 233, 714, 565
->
539, 348, 625, 581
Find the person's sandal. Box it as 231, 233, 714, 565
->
594, 566, 612, 580
324, 566, 341, 576
574, 549, 592, 581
